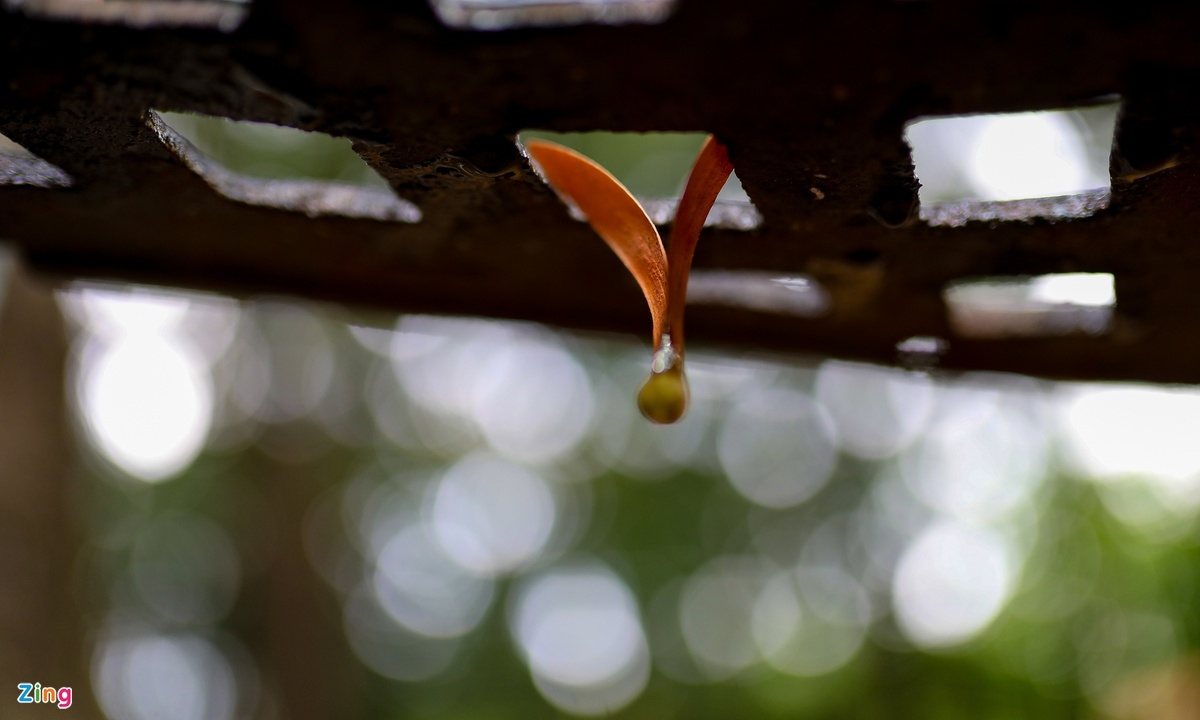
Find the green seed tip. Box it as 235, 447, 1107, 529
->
638, 366, 688, 424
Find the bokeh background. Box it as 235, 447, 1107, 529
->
2, 103, 1199, 720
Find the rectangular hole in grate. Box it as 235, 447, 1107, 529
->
518, 130, 761, 231
905, 102, 1120, 227
430, 0, 677, 31
0, 130, 73, 188
149, 111, 420, 222
4, 0, 251, 32
686, 270, 829, 317
944, 272, 1115, 338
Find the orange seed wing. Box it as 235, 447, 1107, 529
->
664, 135, 734, 354
524, 139, 668, 348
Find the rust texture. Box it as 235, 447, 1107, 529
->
3, 0, 1200, 382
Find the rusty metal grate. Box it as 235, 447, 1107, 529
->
3, 0, 1200, 383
